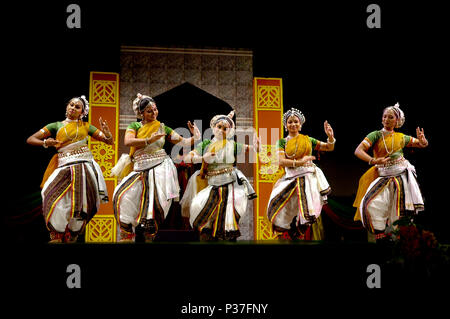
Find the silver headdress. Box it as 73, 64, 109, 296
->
283, 107, 306, 128
210, 110, 235, 138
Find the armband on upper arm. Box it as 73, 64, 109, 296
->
362, 139, 371, 148
91, 129, 102, 140
40, 128, 51, 138
409, 137, 417, 147
315, 142, 322, 151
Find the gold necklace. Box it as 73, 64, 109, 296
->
284, 135, 299, 159
381, 130, 395, 155
64, 121, 80, 141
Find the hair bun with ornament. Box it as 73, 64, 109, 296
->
132, 93, 155, 118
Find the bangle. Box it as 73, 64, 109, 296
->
43, 139, 48, 148
368, 158, 374, 165
327, 137, 336, 144
145, 137, 149, 146
293, 159, 296, 167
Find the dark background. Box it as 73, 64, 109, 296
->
2, 0, 449, 307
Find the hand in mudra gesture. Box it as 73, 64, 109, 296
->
416, 127, 428, 147
371, 157, 390, 165
45, 137, 61, 148
324, 120, 334, 141
188, 121, 201, 140
298, 155, 316, 165
149, 132, 166, 144
99, 117, 112, 137
203, 152, 216, 164
253, 134, 261, 153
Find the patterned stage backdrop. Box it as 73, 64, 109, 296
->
85, 72, 120, 242
253, 78, 284, 240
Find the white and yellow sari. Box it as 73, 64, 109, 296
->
180, 138, 255, 240
112, 121, 180, 238
40, 121, 108, 239
267, 134, 330, 235
353, 131, 424, 233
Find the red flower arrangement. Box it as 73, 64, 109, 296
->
388, 218, 447, 276
396, 224, 438, 262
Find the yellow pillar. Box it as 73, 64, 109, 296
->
85, 71, 120, 242
253, 78, 284, 240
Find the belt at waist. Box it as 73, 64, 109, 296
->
133, 149, 167, 171
57, 145, 93, 167
58, 145, 90, 158
206, 166, 234, 178
133, 149, 167, 162
376, 156, 406, 168
285, 162, 315, 178
376, 157, 409, 177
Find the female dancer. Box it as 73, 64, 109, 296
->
267, 107, 335, 240
181, 110, 259, 241
353, 103, 427, 242
111, 93, 200, 242
27, 96, 113, 243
